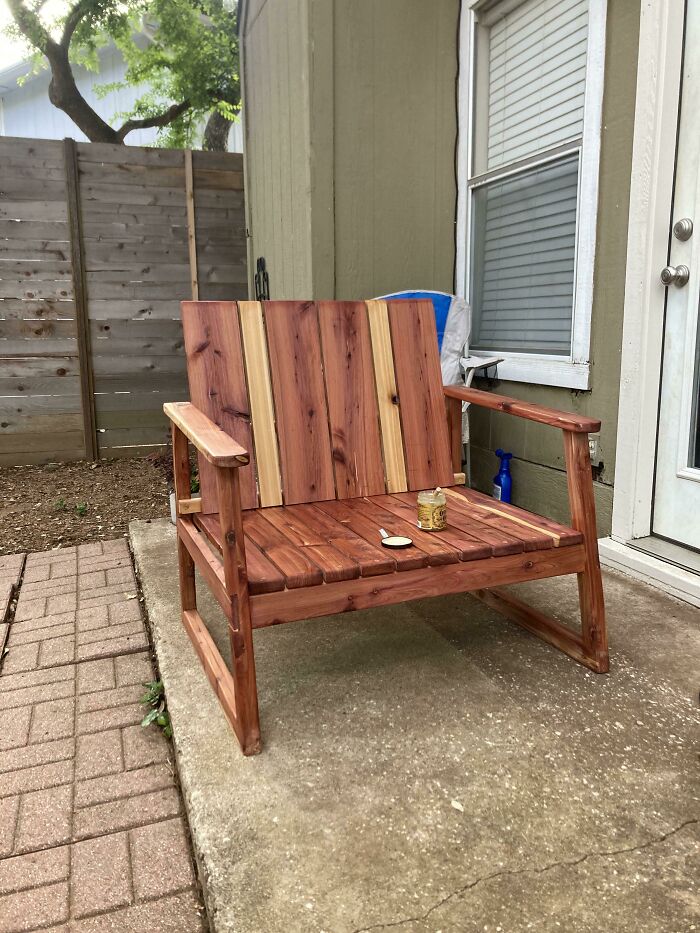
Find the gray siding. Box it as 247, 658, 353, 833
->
332, 0, 459, 299
241, 0, 314, 298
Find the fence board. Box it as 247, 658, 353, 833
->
0, 376, 81, 397
0, 244, 72, 262
0, 320, 77, 339
0, 282, 74, 301
0, 134, 245, 464
0, 300, 76, 320
0, 220, 70, 241
0, 201, 68, 222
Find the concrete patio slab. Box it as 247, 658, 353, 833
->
131, 518, 700, 933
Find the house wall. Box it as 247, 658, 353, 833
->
240, 0, 639, 535
331, 0, 459, 299
468, 0, 641, 535
241, 0, 459, 300
240, 0, 315, 298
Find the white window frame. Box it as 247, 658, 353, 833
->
455, 0, 607, 390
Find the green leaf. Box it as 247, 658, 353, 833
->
141, 708, 160, 727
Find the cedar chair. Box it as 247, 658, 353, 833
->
165, 299, 608, 755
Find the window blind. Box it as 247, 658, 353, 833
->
471, 157, 579, 354
486, 0, 589, 169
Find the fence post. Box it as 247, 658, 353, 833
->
63, 137, 98, 461
184, 149, 199, 300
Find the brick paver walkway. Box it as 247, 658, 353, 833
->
0, 540, 205, 933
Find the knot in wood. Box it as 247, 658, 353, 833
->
225, 530, 237, 546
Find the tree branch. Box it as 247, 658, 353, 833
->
60, 0, 93, 49
6, 0, 56, 54
115, 100, 190, 141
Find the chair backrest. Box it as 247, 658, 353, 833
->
181, 299, 454, 512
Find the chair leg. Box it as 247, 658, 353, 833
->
227, 596, 261, 755
563, 431, 609, 673
217, 464, 261, 755
576, 562, 609, 672
177, 535, 197, 613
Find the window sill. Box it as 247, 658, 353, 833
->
470, 354, 591, 390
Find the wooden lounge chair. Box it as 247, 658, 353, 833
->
164, 299, 608, 755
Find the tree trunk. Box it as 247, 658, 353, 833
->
203, 110, 231, 151
46, 45, 123, 143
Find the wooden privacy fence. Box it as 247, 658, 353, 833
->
0, 135, 247, 466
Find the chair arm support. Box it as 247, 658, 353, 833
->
164, 402, 250, 467
443, 385, 601, 434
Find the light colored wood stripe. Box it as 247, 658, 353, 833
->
184, 149, 198, 300
443, 488, 561, 545
366, 300, 407, 494
238, 301, 283, 507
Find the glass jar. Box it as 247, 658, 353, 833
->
417, 487, 447, 531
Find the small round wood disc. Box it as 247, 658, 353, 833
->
380, 535, 414, 549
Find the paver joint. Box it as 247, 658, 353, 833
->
0, 540, 204, 933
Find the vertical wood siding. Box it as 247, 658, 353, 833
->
242, 0, 314, 299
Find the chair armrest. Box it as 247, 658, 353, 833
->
443, 385, 601, 434
163, 402, 250, 467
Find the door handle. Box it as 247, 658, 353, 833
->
660, 264, 690, 287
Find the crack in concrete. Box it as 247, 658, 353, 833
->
351, 818, 699, 933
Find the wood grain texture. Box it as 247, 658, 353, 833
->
181, 301, 257, 511
1, 136, 246, 467
315, 499, 428, 571
181, 609, 247, 750
377, 493, 492, 562
563, 431, 608, 670
238, 300, 282, 507
164, 402, 249, 467
264, 301, 335, 504
215, 464, 261, 754
294, 504, 396, 577
444, 385, 602, 434
260, 505, 360, 583
352, 497, 461, 567
243, 510, 325, 588
250, 544, 587, 628
318, 301, 385, 498
387, 299, 453, 490
444, 488, 553, 552
365, 300, 407, 493
193, 513, 285, 594
450, 487, 583, 547
184, 149, 199, 300
473, 588, 605, 672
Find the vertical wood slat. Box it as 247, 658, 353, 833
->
318, 301, 386, 498
184, 149, 199, 301
238, 301, 282, 507
63, 137, 97, 461
563, 431, 608, 667
387, 299, 454, 490
365, 300, 407, 494
264, 301, 336, 504
181, 301, 258, 511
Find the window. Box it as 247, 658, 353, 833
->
456, 0, 606, 388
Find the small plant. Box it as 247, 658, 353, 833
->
140, 680, 172, 738
54, 498, 67, 512
190, 473, 200, 494
75, 502, 88, 517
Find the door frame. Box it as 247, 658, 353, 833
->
599, 0, 700, 605
609, 0, 685, 543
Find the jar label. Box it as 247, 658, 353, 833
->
417, 502, 447, 530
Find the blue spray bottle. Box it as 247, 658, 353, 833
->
493, 449, 513, 503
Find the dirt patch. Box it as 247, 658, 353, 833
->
0, 458, 173, 556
